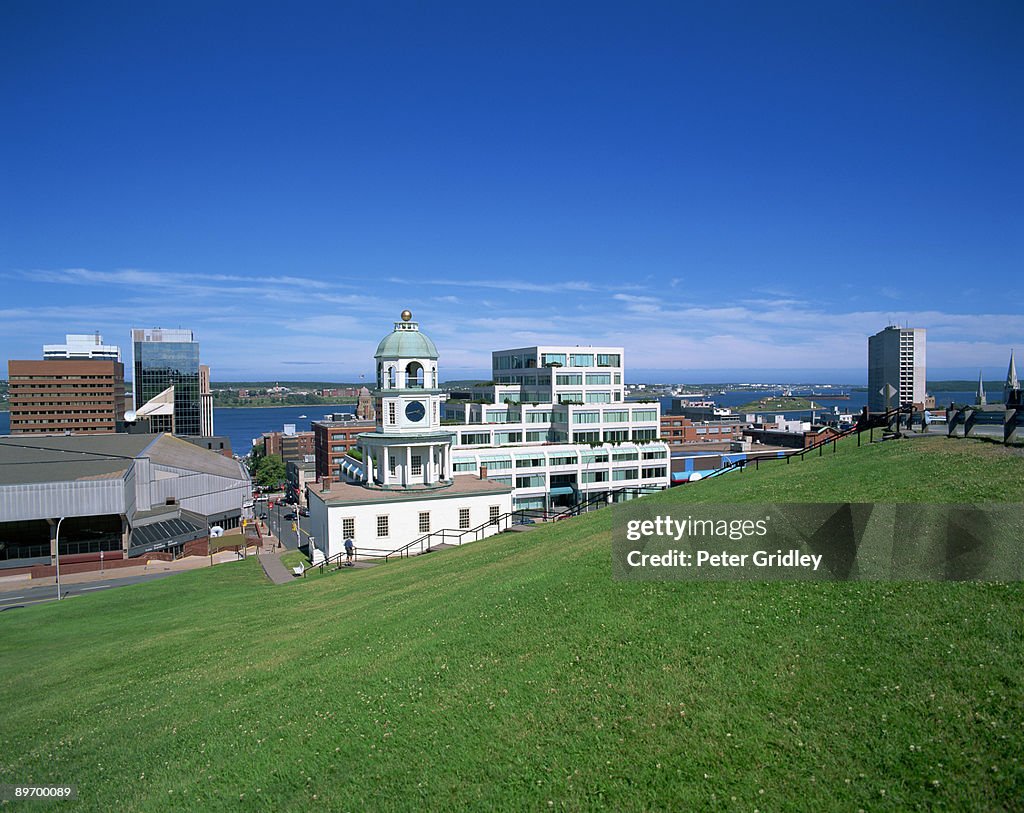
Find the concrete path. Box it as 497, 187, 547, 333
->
259, 549, 294, 585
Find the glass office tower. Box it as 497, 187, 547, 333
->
131, 329, 202, 436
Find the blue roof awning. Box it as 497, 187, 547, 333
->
549, 486, 576, 496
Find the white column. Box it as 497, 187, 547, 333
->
380, 449, 389, 486
405, 446, 412, 487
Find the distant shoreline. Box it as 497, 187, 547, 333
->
213, 403, 356, 410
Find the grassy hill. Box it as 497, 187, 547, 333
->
2, 436, 1022, 810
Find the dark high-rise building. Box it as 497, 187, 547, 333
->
131, 328, 203, 436
867, 326, 926, 412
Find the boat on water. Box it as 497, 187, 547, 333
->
298, 414, 307, 418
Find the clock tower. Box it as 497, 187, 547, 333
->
357, 311, 454, 489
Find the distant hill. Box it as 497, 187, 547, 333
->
212, 380, 366, 390
928, 380, 1004, 392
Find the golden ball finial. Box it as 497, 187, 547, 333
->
401, 309, 412, 322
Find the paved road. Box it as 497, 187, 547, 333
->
266, 502, 312, 551
0, 571, 178, 611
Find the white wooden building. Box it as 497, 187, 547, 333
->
307, 311, 512, 561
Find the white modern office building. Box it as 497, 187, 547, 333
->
43, 333, 122, 361
868, 326, 927, 412
441, 345, 670, 511
307, 312, 513, 561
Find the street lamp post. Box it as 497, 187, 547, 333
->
54, 516, 66, 601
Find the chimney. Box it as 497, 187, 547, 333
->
479, 465, 488, 480
322, 476, 332, 492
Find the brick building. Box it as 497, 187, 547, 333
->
312, 418, 376, 479
7, 358, 126, 435
261, 430, 315, 463
660, 414, 744, 452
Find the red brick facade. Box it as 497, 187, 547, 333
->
313, 420, 376, 479
8, 358, 126, 434
660, 414, 744, 451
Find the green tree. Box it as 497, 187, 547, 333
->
247, 440, 266, 476
254, 454, 286, 489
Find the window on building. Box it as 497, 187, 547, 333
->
581, 470, 609, 483
411, 455, 422, 475
642, 466, 667, 479
389, 402, 396, 424
558, 392, 583, 404
459, 508, 471, 529
516, 474, 546, 488
541, 353, 566, 366
632, 429, 657, 441
343, 517, 355, 540
632, 409, 658, 422
494, 431, 522, 444
597, 353, 621, 367
556, 373, 583, 385
549, 454, 577, 466
574, 431, 601, 443
604, 429, 629, 442
613, 468, 639, 481
454, 461, 476, 472
460, 432, 491, 445
569, 353, 594, 367
586, 373, 611, 385
586, 391, 611, 403
573, 411, 601, 424
376, 515, 390, 537
419, 512, 430, 533
389, 455, 396, 474
489, 505, 501, 525
603, 410, 629, 423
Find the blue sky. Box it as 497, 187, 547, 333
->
2, 1, 1022, 382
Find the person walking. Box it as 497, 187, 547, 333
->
344, 537, 355, 567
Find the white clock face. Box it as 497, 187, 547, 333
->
405, 400, 426, 422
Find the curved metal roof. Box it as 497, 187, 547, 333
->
374, 327, 439, 359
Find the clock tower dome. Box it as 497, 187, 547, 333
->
356, 311, 454, 489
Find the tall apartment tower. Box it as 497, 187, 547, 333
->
868, 326, 927, 412
131, 328, 208, 437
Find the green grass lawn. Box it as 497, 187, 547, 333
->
279, 550, 310, 571
1, 436, 1022, 810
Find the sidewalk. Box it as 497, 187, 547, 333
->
255, 525, 296, 585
